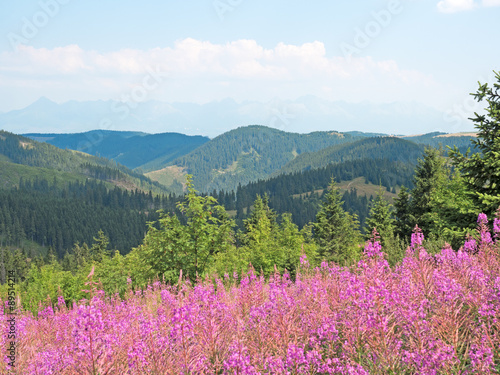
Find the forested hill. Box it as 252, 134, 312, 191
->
276, 137, 424, 175
234, 157, 416, 228
25, 130, 210, 171
0, 130, 172, 194
163, 125, 366, 192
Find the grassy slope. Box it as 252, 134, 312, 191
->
0, 160, 89, 190
292, 177, 398, 201
145, 165, 187, 192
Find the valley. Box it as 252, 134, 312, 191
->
0, 125, 477, 261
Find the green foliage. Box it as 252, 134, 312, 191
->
0, 177, 183, 258
61, 243, 90, 273
382, 235, 408, 267
313, 179, 362, 265
20, 262, 84, 314
427, 170, 477, 247
449, 71, 500, 215
365, 187, 395, 246
394, 186, 412, 239
140, 175, 235, 283
238, 158, 415, 229
409, 147, 448, 235
401, 132, 475, 154
239, 195, 278, 245
212, 196, 317, 277
0, 247, 32, 285
89, 230, 110, 263
395, 147, 477, 247
12, 232, 140, 313
93, 251, 131, 297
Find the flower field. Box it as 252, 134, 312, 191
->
2, 214, 500, 374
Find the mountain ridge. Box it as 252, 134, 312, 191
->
0, 130, 174, 194
0, 95, 464, 137
18, 126, 478, 193
24, 130, 210, 171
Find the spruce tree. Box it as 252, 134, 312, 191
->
240, 194, 277, 243
394, 186, 412, 239
90, 230, 110, 262
313, 179, 361, 265
449, 71, 500, 215
409, 147, 447, 236
365, 188, 395, 245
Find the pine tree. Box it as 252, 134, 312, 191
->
449, 71, 500, 215
313, 179, 361, 265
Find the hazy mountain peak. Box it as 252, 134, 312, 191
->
29, 96, 58, 107
0, 96, 473, 137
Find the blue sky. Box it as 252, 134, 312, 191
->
0, 0, 499, 133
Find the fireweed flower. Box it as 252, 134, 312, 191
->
494, 217, 500, 239
411, 225, 424, 248
463, 235, 477, 253
363, 231, 384, 259
7, 211, 500, 374
478, 212, 488, 225
223, 343, 258, 375
477, 212, 493, 246
299, 253, 310, 267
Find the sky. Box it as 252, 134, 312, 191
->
0, 0, 499, 134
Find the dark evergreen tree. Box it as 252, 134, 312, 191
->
365, 188, 395, 246
313, 179, 362, 265
394, 186, 412, 239
409, 147, 447, 236
449, 71, 500, 215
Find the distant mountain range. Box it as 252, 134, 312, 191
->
17, 126, 477, 193
25, 130, 209, 171
0, 96, 463, 138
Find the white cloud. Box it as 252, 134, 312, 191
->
437, 0, 477, 13
483, 0, 500, 6
0, 39, 429, 81
0, 39, 439, 110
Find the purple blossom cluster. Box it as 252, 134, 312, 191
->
2, 214, 500, 374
